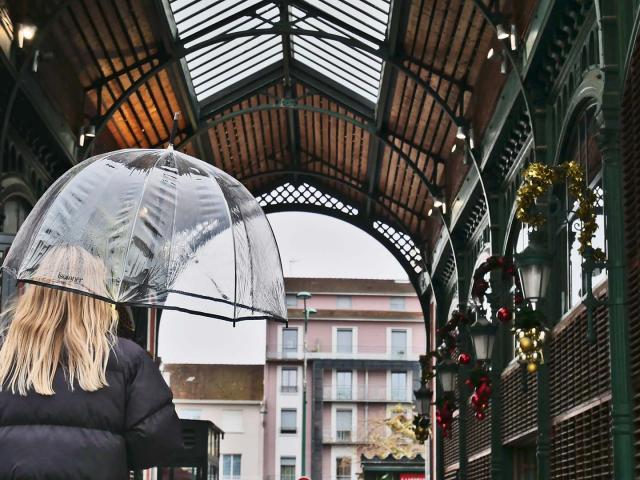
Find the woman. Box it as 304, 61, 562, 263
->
0, 246, 182, 479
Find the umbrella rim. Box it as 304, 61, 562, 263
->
5, 276, 287, 324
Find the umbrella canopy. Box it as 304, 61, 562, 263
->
2, 148, 286, 322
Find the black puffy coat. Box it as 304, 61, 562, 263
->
0, 338, 182, 479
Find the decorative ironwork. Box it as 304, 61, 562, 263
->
257, 182, 359, 216
372, 220, 424, 274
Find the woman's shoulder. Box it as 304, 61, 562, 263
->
108, 338, 151, 375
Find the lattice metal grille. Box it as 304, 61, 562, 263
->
501, 365, 537, 443
466, 454, 490, 480
373, 221, 424, 273
549, 302, 610, 417
466, 401, 491, 456
550, 400, 613, 478
257, 182, 359, 215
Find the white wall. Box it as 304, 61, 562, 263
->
174, 400, 264, 480
159, 314, 266, 364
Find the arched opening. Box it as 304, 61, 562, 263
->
158, 210, 424, 364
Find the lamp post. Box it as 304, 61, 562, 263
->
296, 291, 315, 477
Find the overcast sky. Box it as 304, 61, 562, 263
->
158, 212, 407, 364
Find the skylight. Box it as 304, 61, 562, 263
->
290, 0, 390, 102
170, 0, 284, 101
168, 0, 391, 104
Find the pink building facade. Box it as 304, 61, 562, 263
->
263, 278, 426, 480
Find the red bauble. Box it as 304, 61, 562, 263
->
458, 352, 472, 365
505, 264, 516, 275
497, 306, 511, 323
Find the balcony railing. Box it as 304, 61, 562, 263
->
322, 384, 411, 402
266, 344, 418, 361
322, 429, 368, 444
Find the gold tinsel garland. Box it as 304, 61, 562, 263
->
516, 161, 605, 261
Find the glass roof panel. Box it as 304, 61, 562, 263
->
290, 1, 390, 103
170, 0, 284, 102
168, 0, 392, 104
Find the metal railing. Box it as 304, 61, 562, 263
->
322, 429, 368, 444
322, 384, 411, 402
266, 344, 418, 361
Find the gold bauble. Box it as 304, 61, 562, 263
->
519, 336, 534, 353
527, 362, 538, 373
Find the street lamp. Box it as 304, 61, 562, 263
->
414, 381, 433, 418
469, 315, 498, 364
515, 231, 552, 310
296, 291, 314, 477
437, 359, 458, 398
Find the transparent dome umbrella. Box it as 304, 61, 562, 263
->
1, 148, 287, 323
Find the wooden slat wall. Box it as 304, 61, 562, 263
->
501, 365, 538, 444
465, 403, 491, 456
466, 454, 491, 480
550, 401, 613, 479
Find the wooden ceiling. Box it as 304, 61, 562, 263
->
7, 0, 537, 277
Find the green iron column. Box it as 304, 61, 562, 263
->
529, 81, 553, 480
598, 126, 636, 478
597, 1, 637, 477
487, 181, 507, 480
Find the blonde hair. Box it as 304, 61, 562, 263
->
0, 246, 118, 395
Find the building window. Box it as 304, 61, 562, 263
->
336, 370, 352, 400
336, 295, 352, 308
280, 409, 297, 434
222, 410, 244, 433
281, 367, 298, 393
390, 296, 406, 311
513, 446, 537, 479
222, 454, 241, 480
336, 456, 352, 480
282, 328, 298, 356
286, 294, 298, 307
391, 371, 407, 401
280, 457, 296, 480
390, 329, 407, 357
336, 409, 353, 442
336, 328, 353, 354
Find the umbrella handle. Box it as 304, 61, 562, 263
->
168, 112, 180, 147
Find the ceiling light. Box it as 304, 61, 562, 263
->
469, 128, 475, 149
456, 126, 467, 140
451, 143, 457, 153
487, 48, 495, 60
500, 57, 508, 74
428, 208, 433, 216
496, 24, 509, 40
433, 199, 443, 208
510, 25, 517, 51
186, 376, 196, 382
17, 22, 37, 48
86, 125, 96, 138
79, 127, 85, 147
